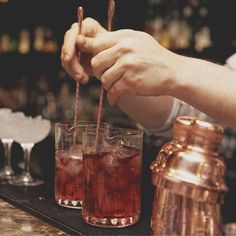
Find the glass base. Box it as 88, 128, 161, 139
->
0, 167, 15, 180
82, 213, 140, 228
56, 198, 82, 209
8, 173, 44, 186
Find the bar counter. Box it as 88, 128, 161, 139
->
0, 182, 152, 236
0, 198, 67, 236
0, 170, 236, 235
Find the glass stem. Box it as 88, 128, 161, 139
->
2, 138, 13, 168
21, 144, 34, 174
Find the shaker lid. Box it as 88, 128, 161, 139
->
173, 116, 224, 145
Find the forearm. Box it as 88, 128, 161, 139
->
117, 95, 174, 129
171, 55, 236, 129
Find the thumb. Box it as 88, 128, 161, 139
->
77, 35, 95, 54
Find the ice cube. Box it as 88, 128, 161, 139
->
108, 143, 120, 152
115, 146, 133, 160
68, 145, 82, 161
66, 158, 82, 175
102, 152, 119, 169
57, 152, 70, 167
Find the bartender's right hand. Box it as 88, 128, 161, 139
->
61, 18, 107, 84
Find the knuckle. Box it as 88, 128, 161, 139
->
118, 40, 132, 54
101, 75, 108, 89
62, 53, 71, 63
60, 51, 68, 63
91, 58, 100, 76
90, 40, 99, 54
91, 57, 98, 68
84, 17, 101, 30
123, 75, 132, 86
71, 23, 77, 29
122, 55, 135, 70
83, 17, 95, 25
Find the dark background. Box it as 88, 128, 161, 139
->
0, 0, 147, 44
0, 0, 236, 225
0, 0, 235, 77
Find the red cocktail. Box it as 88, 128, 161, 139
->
55, 145, 82, 208
54, 122, 109, 209
82, 128, 143, 227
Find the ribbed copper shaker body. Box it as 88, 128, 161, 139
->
150, 116, 228, 236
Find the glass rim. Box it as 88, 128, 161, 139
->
83, 127, 143, 136
55, 121, 109, 128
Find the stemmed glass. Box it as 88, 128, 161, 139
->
0, 109, 25, 181
9, 116, 51, 186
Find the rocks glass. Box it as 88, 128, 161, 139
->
54, 121, 109, 209
82, 127, 143, 227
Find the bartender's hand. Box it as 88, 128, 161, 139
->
77, 29, 178, 105
61, 18, 107, 84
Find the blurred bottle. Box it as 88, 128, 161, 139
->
43, 28, 58, 53
33, 26, 45, 52
0, 33, 12, 53
18, 29, 30, 54
194, 26, 211, 52
145, 0, 210, 51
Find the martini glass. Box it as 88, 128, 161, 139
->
9, 116, 51, 186
0, 109, 25, 181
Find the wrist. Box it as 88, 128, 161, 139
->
158, 51, 185, 97
167, 53, 196, 98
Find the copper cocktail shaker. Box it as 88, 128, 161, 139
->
150, 116, 228, 236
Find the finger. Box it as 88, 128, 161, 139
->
77, 31, 118, 55
80, 73, 89, 84
63, 54, 89, 83
80, 54, 94, 76
107, 81, 126, 105
81, 18, 107, 37
61, 25, 79, 62
89, 29, 134, 53
63, 64, 89, 84
76, 35, 94, 54
69, 59, 86, 81
91, 44, 120, 78
100, 63, 125, 90
74, 17, 107, 54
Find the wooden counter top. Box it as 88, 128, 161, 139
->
0, 198, 68, 236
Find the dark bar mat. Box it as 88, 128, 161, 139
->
0, 183, 152, 236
